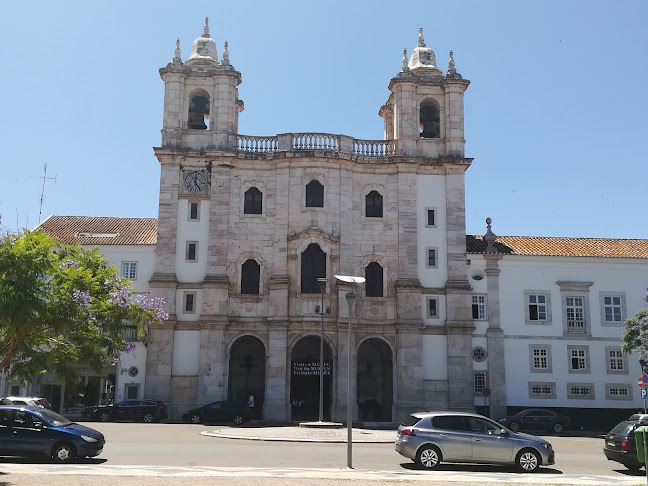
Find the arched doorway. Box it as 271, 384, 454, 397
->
357, 338, 393, 422
290, 336, 333, 421
228, 336, 266, 419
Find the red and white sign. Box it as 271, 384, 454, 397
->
639, 375, 648, 387
639, 377, 644, 388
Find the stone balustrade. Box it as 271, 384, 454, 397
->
236, 135, 278, 153
353, 139, 396, 157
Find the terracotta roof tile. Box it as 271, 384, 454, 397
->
467, 235, 648, 259
36, 216, 157, 246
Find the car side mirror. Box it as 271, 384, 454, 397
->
498, 429, 509, 437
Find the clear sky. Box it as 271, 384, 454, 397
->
1, 0, 646, 239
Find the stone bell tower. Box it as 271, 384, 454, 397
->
158, 17, 244, 151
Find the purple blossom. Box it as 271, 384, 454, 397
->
135, 294, 169, 323
122, 343, 136, 353
643, 288, 648, 302
108, 283, 131, 308
60, 259, 80, 270
102, 357, 119, 366
72, 290, 91, 305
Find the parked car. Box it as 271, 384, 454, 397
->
603, 413, 648, 471
0, 405, 105, 462
497, 409, 571, 433
395, 411, 555, 472
182, 400, 251, 425
2, 396, 53, 410
90, 399, 167, 423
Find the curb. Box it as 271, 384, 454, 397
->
200, 430, 393, 443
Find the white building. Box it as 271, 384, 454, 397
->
35, 22, 648, 426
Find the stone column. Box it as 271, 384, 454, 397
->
484, 255, 506, 419
197, 326, 228, 403
207, 166, 231, 277
264, 324, 289, 420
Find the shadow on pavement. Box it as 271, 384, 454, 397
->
0, 457, 106, 465
398, 462, 563, 474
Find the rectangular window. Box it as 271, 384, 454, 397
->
566, 296, 586, 333
189, 202, 199, 220
609, 349, 624, 371
473, 371, 487, 395
567, 383, 595, 400
528, 294, 547, 321
606, 384, 632, 400
533, 348, 548, 369
184, 293, 195, 313
568, 346, 590, 373
528, 382, 556, 399
427, 297, 438, 318
604, 296, 623, 322
426, 248, 437, 268
186, 242, 198, 261
426, 209, 436, 227
121, 262, 137, 280
472, 295, 486, 320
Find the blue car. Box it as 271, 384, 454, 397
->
0, 405, 105, 462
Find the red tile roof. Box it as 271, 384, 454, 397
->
467, 235, 648, 259
36, 216, 157, 246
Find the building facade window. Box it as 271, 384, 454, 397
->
600, 292, 626, 325
558, 281, 592, 335
472, 295, 486, 320
244, 187, 263, 214
301, 243, 326, 294
606, 384, 633, 400
305, 180, 324, 208
472, 347, 487, 362
524, 290, 552, 325
426, 297, 439, 318
528, 382, 556, 399
566, 296, 586, 333
183, 292, 196, 313
605, 347, 628, 374
121, 261, 137, 280
567, 346, 590, 373
241, 259, 260, 295
365, 262, 383, 297
365, 191, 383, 218
425, 208, 437, 227
189, 202, 199, 220
473, 371, 487, 395
567, 383, 595, 400
529, 345, 552, 373
426, 248, 438, 268
186, 242, 198, 261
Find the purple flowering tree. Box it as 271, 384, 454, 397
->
622, 289, 648, 362
0, 230, 168, 383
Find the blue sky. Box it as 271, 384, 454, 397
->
1, 0, 646, 238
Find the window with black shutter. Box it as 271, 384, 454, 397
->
241, 259, 260, 295
301, 244, 326, 293
306, 180, 324, 207
365, 191, 383, 218
244, 187, 263, 214
365, 262, 383, 297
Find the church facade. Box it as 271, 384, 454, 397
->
35, 22, 648, 425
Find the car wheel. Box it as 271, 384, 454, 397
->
516, 449, 540, 472
52, 442, 76, 463
508, 421, 520, 433
143, 412, 155, 423
191, 414, 201, 424
233, 414, 244, 426
625, 463, 643, 471
552, 422, 564, 434
99, 411, 110, 422
416, 445, 442, 470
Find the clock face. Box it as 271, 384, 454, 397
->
184, 172, 207, 193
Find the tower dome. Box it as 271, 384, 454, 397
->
186, 17, 219, 65
408, 27, 442, 75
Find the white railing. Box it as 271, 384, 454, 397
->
567, 319, 586, 333
353, 139, 395, 157
292, 133, 339, 151
237, 135, 278, 153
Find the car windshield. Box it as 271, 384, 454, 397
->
35, 409, 73, 426
610, 421, 636, 436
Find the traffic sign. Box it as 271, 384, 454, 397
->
642, 374, 648, 384
482, 387, 491, 398
642, 388, 648, 400
639, 376, 646, 388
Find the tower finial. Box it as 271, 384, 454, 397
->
173, 39, 182, 62
484, 217, 497, 253
222, 41, 230, 65
203, 17, 210, 38
445, 49, 462, 78
418, 26, 425, 47
401, 48, 410, 72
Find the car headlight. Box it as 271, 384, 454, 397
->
544, 442, 553, 451
81, 435, 98, 442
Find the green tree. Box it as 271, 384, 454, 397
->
0, 229, 167, 383
622, 289, 648, 363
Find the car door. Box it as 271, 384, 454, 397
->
112, 401, 131, 420
534, 410, 554, 429
429, 415, 474, 462
520, 410, 539, 429
9, 410, 47, 455
204, 402, 225, 422
0, 409, 16, 455
467, 416, 514, 463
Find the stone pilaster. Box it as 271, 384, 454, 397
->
153, 161, 179, 280
264, 324, 289, 420
484, 255, 506, 418
197, 326, 228, 403
144, 325, 175, 402
394, 326, 424, 421
207, 166, 231, 276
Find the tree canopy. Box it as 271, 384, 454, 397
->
0, 229, 167, 383
622, 288, 648, 362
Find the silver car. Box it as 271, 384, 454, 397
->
395, 411, 555, 472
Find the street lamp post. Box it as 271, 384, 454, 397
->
334, 274, 365, 470
317, 277, 327, 423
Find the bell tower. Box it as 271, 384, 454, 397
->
158, 17, 244, 151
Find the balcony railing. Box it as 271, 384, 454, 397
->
237, 135, 278, 153
567, 319, 586, 334
121, 326, 145, 341
292, 133, 340, 151
353, 140, 395, 157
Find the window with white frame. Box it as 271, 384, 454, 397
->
189, 202, 199, 220
528, 294, 547, 321
606, 347, 627, 374
425, 209, 436, 227
473, 371, 487, 395
567, 383, 594, 399
426, 297, 439, 318
529, 345, 552, 373
528, 382, 555, 399
121, 262, 137, 280
606, 384, 632, 400
186, 241, 198, 261
603, 295, 623, 323
426, 248, 438, 268
183, 292, 196, 314
568, 346, 590, 373
472, 295, 486, 320
566, 296, 586, 333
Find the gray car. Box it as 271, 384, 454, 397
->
395, 411, 555, 472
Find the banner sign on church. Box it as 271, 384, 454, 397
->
291, 361, 331, 376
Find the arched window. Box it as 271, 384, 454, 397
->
241, 259, 260, 295
365, 191, 383, 218
244, 187, 263, 214
365, 262, 383, 297
419, 101, 440, 138
188, 90, 210, 130
306, 180, 324, 207
301, 243, 326, 293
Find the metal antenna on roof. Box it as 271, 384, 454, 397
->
30, 163, 57, 223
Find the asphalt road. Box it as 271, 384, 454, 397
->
0, 422, 646, 486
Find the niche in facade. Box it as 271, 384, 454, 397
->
188, 90, 210, 130
419, 101, 440, 138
